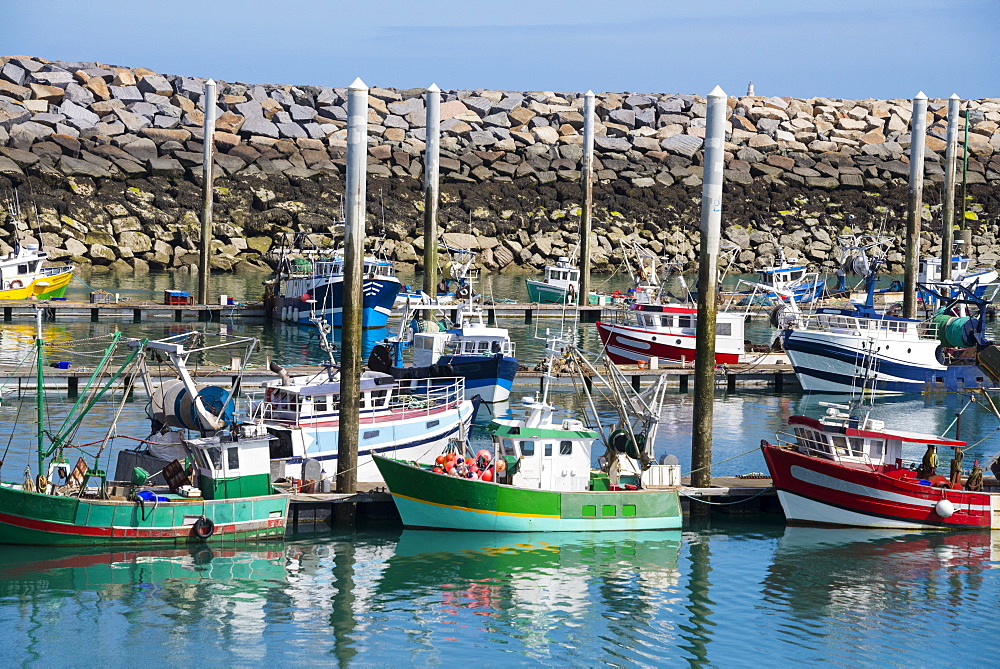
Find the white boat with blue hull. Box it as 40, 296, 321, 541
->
251, 365, 479, 483
759, 248, 824, 303
783, 277, 994, 394
266, 233, 401, 330
372, 299, 519, 404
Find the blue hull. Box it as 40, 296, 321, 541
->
278, 276, 401, 329
391, 354, 518, 403
783, 330, 991, 393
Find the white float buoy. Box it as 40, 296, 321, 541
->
935, 499, 955, 518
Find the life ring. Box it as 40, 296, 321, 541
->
8, 280, 23, 290
456, 286, 471, 300
192, 516, 216, 540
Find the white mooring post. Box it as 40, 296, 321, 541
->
691, 85, 727, 491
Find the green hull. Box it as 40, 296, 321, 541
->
374, 456, 681, 532
525, 279, 570, 304
0, 483, 289, 547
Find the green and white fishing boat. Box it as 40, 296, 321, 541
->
525, 256, 580, 304
375, 334, 682, 532
0, 319, 288, 546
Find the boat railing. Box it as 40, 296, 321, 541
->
803, 313, 937, 339
39, 265, 73, 276
385, 376, 466, 416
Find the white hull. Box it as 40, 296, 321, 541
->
777, 490, 939, 529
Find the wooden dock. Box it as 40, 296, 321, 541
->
284, 477, 782, 530
0, 360, 796, 398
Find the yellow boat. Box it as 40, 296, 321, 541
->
0, 243, 74, 300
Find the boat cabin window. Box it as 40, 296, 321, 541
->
206, 447, 223, 470
849, 437, 865, 457
560, 440, 573, 455
678, 315, 693, 328
314, 396, 328, 413
368, 389, 390, 408
717, 323, 732, 337
569, 270, 579, 282
795, 427, 831, 457
477, 341, 490, 354
17, 264, 28, 275
789, 270, 804, 282
868, 439, 884, 460
520, 440, 535, 456
831, 435, 849, 456
500, 438, 515, 456
544, 443, 552, 456
888, 321, 907, 333
227, 447, 240, 470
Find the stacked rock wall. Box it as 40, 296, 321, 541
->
0, 55, 998, 275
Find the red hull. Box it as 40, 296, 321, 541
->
761, 443, 995, 529
596, 322, 741, 365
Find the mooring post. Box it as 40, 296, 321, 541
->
198, 79, 217, 306
632, 375, 641, 392
422, 83, 441, 297
679, 374, 689, 393
487, 308, 496, 325
3, 307, 10, 322
132, 308, 142, 324
941, 93, 961, 281
691, 85, 727, 490
336, 77, 368, 500
774, 371, 784, 392
727, 374, 736, 393
902, 91, 927, 318
578, 90, 595, 305
525, 308, 533, 324
90, 308, 99, 323
67, 375, 78, 399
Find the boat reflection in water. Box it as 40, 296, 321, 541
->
761, 527, 998, 657
373, 530, 682, 661
0, 543, 287, 592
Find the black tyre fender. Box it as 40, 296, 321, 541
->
192, 516, 216, 540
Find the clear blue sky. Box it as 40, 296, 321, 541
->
4, 0, 997, 99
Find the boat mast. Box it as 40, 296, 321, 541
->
34, 308, 45, 476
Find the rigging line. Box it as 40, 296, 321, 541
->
680, 487, 774, 505
681, 445, 763, 478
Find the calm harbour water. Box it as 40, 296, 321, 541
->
1, 269, 1000, 665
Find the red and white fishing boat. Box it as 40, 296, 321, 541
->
597, 304, 746, 364
761, 401, 1000, 529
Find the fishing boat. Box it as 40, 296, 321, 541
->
783, 267, 993, 393
395, 244, 477, 306
1, 204, 74, 300
526, 256, 580, 304
0, 320, 289, 546
265, 232, 401, 329
374, 332, 682, 532
372, 285, 518, 403
252, 317, 479, 483
918, 242, 1000, 305
760, 396, 1000, 529
595, 294, 792, 367
758, 247, 824, 304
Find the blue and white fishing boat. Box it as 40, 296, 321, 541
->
370, 300, 518, 403
267, 233, 401, 329
918, 242, 1000, 305
783, 270, 993, 394
760, 247, 824, 303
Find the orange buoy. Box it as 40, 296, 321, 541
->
480, 469, 494, 482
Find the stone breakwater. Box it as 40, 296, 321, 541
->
0, 55, 998, 276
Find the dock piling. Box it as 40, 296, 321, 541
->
337, 77, 368, 498
132, 308, 141, 324
679, 374, 689, 393
90, 308, 99, 323
3, 307, 9, 322
578, 90, 595, 305
691, 85, 727, 490
422, 83, 440, 297
902, 91, 928, 318
941, 93, 960, 281
198, 79, 217, 306
67, 375, 78, 399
